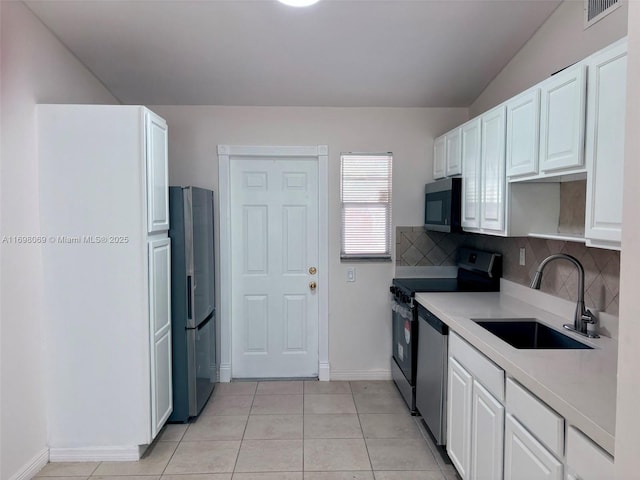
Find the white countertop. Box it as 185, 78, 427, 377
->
415, 281, 618, 455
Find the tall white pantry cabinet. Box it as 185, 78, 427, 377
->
38, 105, 172, 460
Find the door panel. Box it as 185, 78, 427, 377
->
244, 295, 269, 353
506, 88, 540, 178
189, 316, 215, 415
244, 206, 268, 273
447, 356, 473, 479
504, 414, 563, 480
471, 380, 504, 480
539, 66, 586, 173
446, 128, 462, 177
145, 111, 169, 233
585, 42, 627, 245
283, 206, 307, 273
284, 295, 307, 351
231, 158, 319, 378
148, 237, 172, 438
480, 105, 506, 232
153, 332, 172, 432
191, 188, 215, 323
461, 119, 481, 230
434, 136, 446, 179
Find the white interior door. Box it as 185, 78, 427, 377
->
230, 157, 319, 378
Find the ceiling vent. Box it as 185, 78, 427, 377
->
584, 0, 621, 28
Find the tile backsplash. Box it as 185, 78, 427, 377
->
396, 226, 620, 315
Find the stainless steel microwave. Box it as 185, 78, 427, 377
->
424, 177, 462, 232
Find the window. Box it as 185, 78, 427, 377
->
340, 153, 392, 260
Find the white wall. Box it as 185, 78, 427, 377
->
150, 106, 467, 377
470, 0, 628, 117
0, 3, 118, 478
615, 1, 640, 476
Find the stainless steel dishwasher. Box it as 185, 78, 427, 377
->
416, 303, 449, 445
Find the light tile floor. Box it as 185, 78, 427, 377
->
36, 381, 461, 480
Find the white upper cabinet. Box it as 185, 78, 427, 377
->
480, 105, 507, 233
539, 65, 587, 173
584, 39, 627, 249
461, 119, 482, 230
429, 38, 625, 248
434, 135, 447, 179
506, 88, 540, 178
446, 127, 463, 177
146, 110, 170, 233
434, 128, 462, 179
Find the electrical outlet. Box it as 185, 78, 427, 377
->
519, 247, 526, 266
346, 267, 356, 282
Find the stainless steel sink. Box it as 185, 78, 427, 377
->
472, 318, 593, 350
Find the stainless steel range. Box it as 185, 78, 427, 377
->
389, 248, 501, 443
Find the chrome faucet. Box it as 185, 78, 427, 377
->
530, 253, 599, 338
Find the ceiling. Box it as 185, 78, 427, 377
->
26, 0, 562, 107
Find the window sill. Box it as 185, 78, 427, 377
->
340, 256, 392, 263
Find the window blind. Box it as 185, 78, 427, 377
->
340, 153, 393, 260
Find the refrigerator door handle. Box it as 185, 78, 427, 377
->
187, 275, 193, 320
186, 328, 198, 416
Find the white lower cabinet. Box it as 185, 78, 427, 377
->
565, 426, 614, 480
472, 381, 505, 480
447, 332, 505, 480
504, 414, 563, 480
445, 331, 614, 480
447, 357, 473, 478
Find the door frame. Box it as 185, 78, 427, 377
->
217, 145, 330, 382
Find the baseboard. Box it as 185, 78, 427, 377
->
318, 362, 330, 381
49, 446, 141, 462
219, 363, 232, 383
9, 448, 49, 480
330, 369, 392, 381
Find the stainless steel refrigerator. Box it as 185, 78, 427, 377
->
168, 186, 216, 422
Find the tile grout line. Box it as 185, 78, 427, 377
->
351, 381, 375, 477
231, 384, 257, 475
88, 461, 100, 478
158, 428, 183, 478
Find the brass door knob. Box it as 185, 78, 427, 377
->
309, 266, 317, 275
309, 281, 317, 291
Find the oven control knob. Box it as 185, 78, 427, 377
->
389, 286, 396, 295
